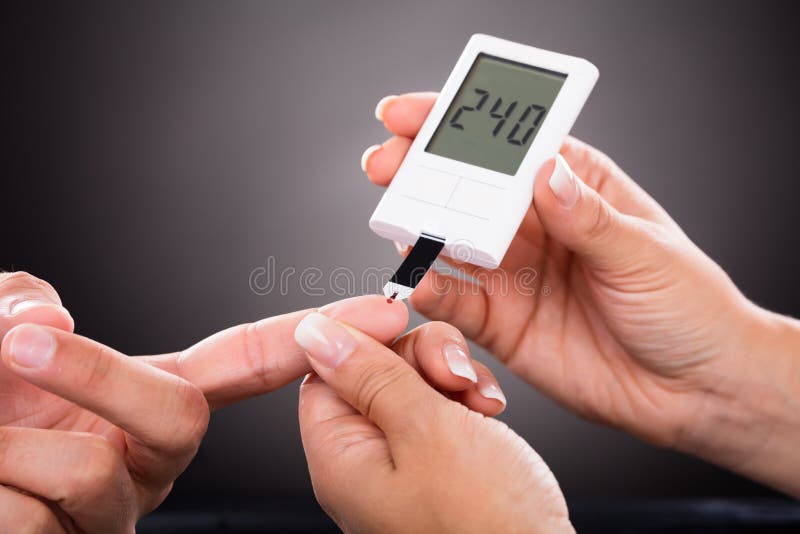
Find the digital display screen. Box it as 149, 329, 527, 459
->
426, 53, 567, 175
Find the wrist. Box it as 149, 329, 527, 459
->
677, 299, 800, 496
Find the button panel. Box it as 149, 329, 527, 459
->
446, 179, 504, 219
392, 168, 458, 207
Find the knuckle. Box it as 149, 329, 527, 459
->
389, 331, 412, 356
64, 435, 122, 497
0, 271, 60, 303
584, 196, 615, 241
421, 320, 460, 339
172, 380, 210, 452
427, 321, 465, 346
585, 144, 619, 185
412, 321, 466, 364
243, 321, 276, 390
642, 219, 676, 251
20, 498, 59, 533
0, 428, 12, 460
639, 220, 681, 265
310, 482, 339, 526
81, 344, 115, 392
353, 360, 406, 422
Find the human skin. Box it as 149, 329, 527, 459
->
296, 309, 573, 534
361, 92, 800, 496
0, 272, 504, 532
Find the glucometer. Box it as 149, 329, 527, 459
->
370, 34, 598, 301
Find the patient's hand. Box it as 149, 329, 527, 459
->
0, 271, 210, 532
363, 93, 800, 496
0, 271, 504, 531
296, 308, 572, 533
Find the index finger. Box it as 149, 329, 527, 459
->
377, 92, 438, 138
146, 295, 410, 409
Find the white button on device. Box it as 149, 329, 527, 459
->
391, 168, 458, 207
446, 179, 504, 219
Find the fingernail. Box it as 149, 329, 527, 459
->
393, 241, 407, 256
7, 325, 55, 368
8, 299, 51, 315
295, 312, 357, 369
302, 372, 323, 385
549, 154, 579, 209
374, 95, 398, 121
443, 343, 477, 382
477, 376, 507, 406
360, 144, 381, 173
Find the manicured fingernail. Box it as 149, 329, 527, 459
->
295, 312, 357, 369
7, 325, 55, 368
360, 144, 381, 173
393, 241, 407, 256
477, 376, 507, 406
374, 95, 398, 121
549, 154, 579, 209
443, 343, 477, 382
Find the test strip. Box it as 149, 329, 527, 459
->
383, 233, 446, 302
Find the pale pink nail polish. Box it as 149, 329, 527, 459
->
477, 377, 507, 406
360, 144, 381, 173
549, 154, 579, 208
294, 312, 357, 369
443, 343, 477, 382
374, 95, 398, 121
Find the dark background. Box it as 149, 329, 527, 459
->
3, 0, 799, 523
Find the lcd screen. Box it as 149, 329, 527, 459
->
426, 53, 567, 175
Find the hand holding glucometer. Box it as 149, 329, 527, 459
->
362, 34, 800, 503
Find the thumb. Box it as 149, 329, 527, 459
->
294, 311, 441, 443
0, 271, 74, 339
533, 154, 666, 273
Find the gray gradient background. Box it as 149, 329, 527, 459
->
4, 0, 799, 505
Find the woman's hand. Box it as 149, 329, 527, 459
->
362, 93, 800, 495
296, 308, 571, 533
0, 271, 507, 531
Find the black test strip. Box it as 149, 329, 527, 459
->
389, 233, 445, 289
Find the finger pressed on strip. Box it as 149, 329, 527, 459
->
146, 295, 410, 410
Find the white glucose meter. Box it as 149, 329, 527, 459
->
370, 34, 598, 301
